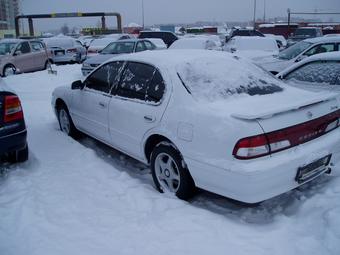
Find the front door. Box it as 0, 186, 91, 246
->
13, 41, 34, 73
70, 62, 124, 143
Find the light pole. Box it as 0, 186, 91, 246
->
263, 0, 266, 22
141, 0, 145, 28
253, 0, 257, 30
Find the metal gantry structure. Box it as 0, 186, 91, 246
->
15, 12, 123, 37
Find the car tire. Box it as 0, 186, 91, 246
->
44, 60, 51, 70
8, 145, 29, 163
3, 64, 16, 77
151, 143, 196, 200
57, 104, 79, 138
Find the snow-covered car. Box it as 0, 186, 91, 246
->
138, 31, 178, 48
43, 36, 87, 64
169, 37, 221, 50
223, 36, 279, 59
264, 34, 287, 49
255, 36, 340, 75
0, 39, 49, 77
146, 38, 167, 50
277, 51, 340, 92
86, 34, 132, 57
81, 39, 157, 76
52, 50, 340, 203
0, 79, 28, 162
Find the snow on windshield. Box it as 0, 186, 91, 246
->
177, 55, 283, 101
278, 41, 312, 60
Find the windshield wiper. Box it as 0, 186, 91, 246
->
177, 73, 191, 95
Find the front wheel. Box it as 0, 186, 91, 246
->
3, 65, 16, 77
151, 143, 196, 200
57, 104, 79, 138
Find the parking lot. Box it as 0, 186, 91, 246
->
1, 65, 340, 255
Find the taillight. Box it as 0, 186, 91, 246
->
3, 95, 23, 123
233, 110, 340, 160
67, 48, 77, 53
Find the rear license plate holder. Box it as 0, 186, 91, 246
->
295, 154, 331, 184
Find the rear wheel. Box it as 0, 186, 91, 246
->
57, 104, 79, 138
151, 143, 196, 200
3, 64, 16, 77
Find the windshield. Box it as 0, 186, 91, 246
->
0, 42, 17, 55
278, 41, 312, 60
101, 42, 135, 54
177, 55, 283, 102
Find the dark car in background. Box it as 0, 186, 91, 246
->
287, 27, 323, 47
81, 39, 157, 76
0, 80, 28, 163
226, 28, 265, 42
138, 31, 178, 48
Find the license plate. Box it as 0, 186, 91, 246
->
295, 154, 331, 184
55, 51, 65, 56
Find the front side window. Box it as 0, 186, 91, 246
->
304, 43, 335, 56
135, 42, 146, 52
144, 41, 155, 50
85, 61, 125, 93
16, 42, 31, 54
278, 41, 312, 60
0, 42, 17, 55
101, 42, 135, 54
285, 61, 340, 85
116, 62, 165, 103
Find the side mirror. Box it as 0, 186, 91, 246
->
14, 50, 22, 56
71, 80, 84, 90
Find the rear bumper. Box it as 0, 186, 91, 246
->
185, 129, 340, 203
0, 129, 27, 155
52, 53, 80, 63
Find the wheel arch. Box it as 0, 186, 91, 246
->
144, 134, 176, 164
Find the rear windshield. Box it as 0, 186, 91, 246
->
177, 55, 283, 101
294, 29, 318, 37
278, 41, 312, 60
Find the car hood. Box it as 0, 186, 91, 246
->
84, 53, 121, 65
253, 55, 292, 73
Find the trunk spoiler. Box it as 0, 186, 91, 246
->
232, 93, 338, 120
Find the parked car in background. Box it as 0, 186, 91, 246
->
287, 27, 323, 47
147, 38, 167, 50
277, 51, 340, 91
52, 50, 340, 203
255, 36, 340, 74
223, 36, 279, 58
264, 34, 287, 49
43, 36, 86, 64
87, 34, 133, 57
0, 79, 28, 163
226, 28, 265, 42
0, 39, 49, 77
169, 37, 221, 50
138, 31, 178, 48
81, 39, 157, 75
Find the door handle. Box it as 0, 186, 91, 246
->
144, 115, 156, 123
99, 102, 106, 108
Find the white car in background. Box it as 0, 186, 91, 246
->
255, 36, 340, 74
86, 34, 133, 57
43, 36, 87, 63
169, 37, 221, 50
52, 50, 340, 203
146, 38, 167, 50
223, 36, 279, 59
277, 51, 340, 91
264, 34, 287, 48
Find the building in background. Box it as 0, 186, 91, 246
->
0, 0, 20, 38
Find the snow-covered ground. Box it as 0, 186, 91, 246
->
0, 65, 340, 255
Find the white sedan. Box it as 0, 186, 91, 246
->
51, 50, 340, 203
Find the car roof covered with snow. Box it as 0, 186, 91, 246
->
169, 38, 213, 49
304, 36, 340, 44
278, 51, 340, 77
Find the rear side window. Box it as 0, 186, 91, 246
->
85, 61, 125, 93
116, 62, 165, 103
285, 61, 340, 85
144, 41, 155, 50
30, 41, 44, 52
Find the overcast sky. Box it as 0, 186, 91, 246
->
20, 0, 340, 31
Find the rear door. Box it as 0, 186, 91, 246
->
29, 41, 46, 69
108, 61, 168, 159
